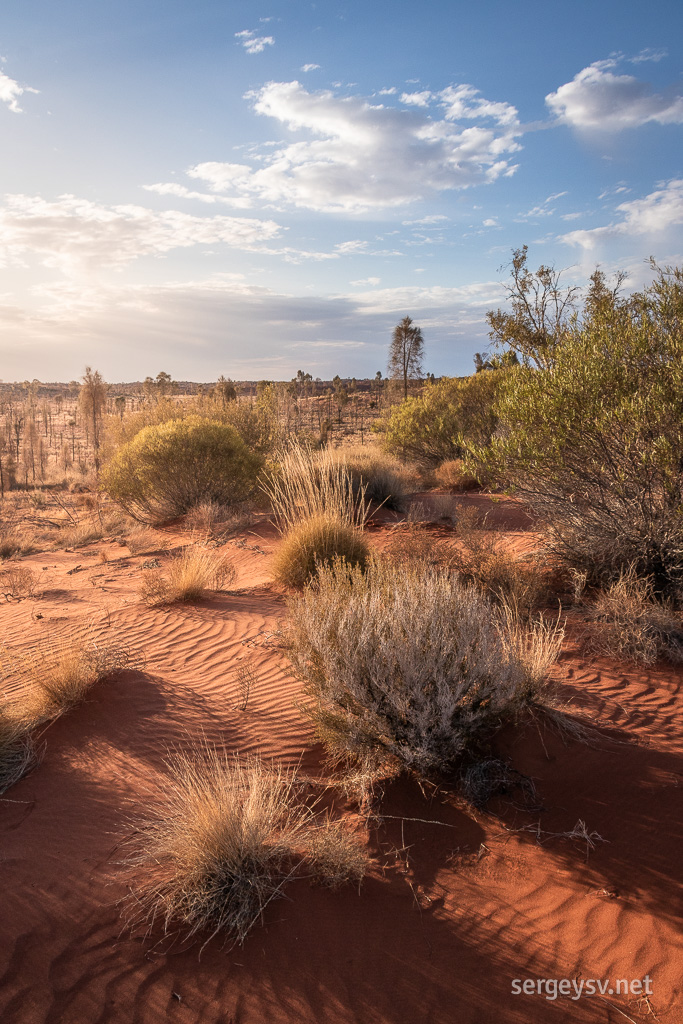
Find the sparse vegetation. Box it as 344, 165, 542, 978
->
0, 638, 136, 725
139, 545, 236, 605
449, 507, 549, 620
0, 564, 39, 601
123, 750, 367, 946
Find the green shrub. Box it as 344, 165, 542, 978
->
468, 265, 683, 598
377, 372, 504, 468
287, 558, 555, 776
102, 417, 263, 524
273, 515, 369, 589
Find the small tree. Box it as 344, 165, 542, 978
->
78, 367, 107, 473
388, 316, 424, 400
486, 246, 579, 370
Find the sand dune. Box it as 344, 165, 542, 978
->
1, 501, 680, 1023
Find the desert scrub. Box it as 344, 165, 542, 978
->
377, 371, 504, 468
139, 545, 236, 605
272, 515, 369, 589
0, 564, 39, 601
122, 751, 367, 946
287, 558, 553, 777
468, 264, 683, 598
103, 417, 263, 525
584, 570, 683, 665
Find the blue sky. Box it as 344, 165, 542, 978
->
1, 0, 682, 381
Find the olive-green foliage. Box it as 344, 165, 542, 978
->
102, 417, 263, 524
104, 394, 278, 464
378, 372, 503, 467
469, 264, 683, 597
273, 514, 369, 588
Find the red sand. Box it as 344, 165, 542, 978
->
1, 498, 681, 1024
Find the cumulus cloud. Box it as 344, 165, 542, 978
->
301, 64, 321, 72
186, 80, 522, 213
546, 58, 683, 130
235, 30, 275, 55
439, 84, 519, 126
560, 179, 683, 250
0, 68, 38, 113
0, 194, 282, 274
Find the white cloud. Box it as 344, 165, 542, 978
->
235, 30, 275, 55
142, 182, 253, 208
0, 270, 503, 380
300, 64, 321, 73
0, 194, 282, 274
546, 59, 683, 130
402, 215, 448, 226
629, 48, 667, 65
560, 179, 683, 250
0, 69, 38, 113
350, 277, 380, 286
400, 91, 432, 107
187, 80, 522, 213
439, 84, 519, 127
483, 218, 497, 227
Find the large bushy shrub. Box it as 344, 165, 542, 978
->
378, 372, 503, 467
287, 558, 549, 776
103, 417, 263, 524
468, 265, 683, 597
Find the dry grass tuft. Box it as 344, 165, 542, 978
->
263, 443, 369, 532
498, 601, 566, 702
1, 638, 136, 725
0, 526, 34, 560
0, 713, 39, 794
434, 459, 481, 492
287, 558, 554, 777
584, 569, 683, 664
338, 447, 413, 511
122, 750, 367, 946
126, 527, 164, 555
139, 545, 236, 605
273, 514, 369, 589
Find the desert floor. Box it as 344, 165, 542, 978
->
1, 494, 681, 1024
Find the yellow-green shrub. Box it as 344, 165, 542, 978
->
102, 417, 263, 524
